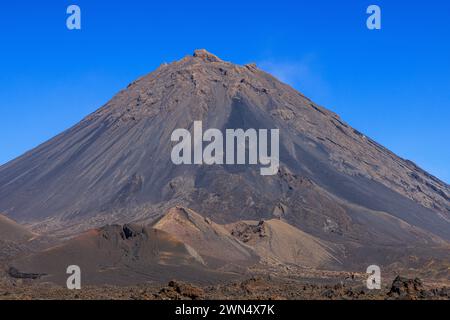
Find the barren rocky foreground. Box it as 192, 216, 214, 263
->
1, 273, 449, 300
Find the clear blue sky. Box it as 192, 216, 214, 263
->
0, 1, 449, 183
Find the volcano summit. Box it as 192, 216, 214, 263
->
0, 49, 449, 272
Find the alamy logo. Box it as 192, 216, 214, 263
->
171, 121, 279, 176
366, 265, 381, 289
366, 5, 381, 30
66, 265, 81, 290
66, 5, 81, 30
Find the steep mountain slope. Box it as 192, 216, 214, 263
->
0, 214, 35, 242
227, 219, 342, 268
8, 224, 234, 285
153, 206, 259, 268
0, 214, 36, 264
153, 207, 342, 270
0, 50, 448, 268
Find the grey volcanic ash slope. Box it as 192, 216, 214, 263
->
0, 50, 449, 255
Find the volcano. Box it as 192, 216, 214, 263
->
0, 49, 449, 270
